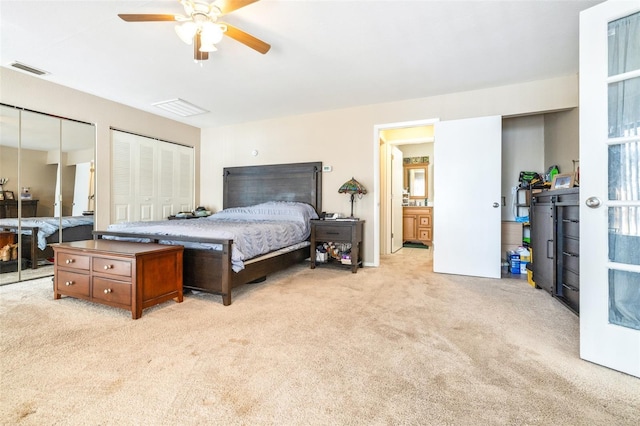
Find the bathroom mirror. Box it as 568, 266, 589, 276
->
404, 163, 428, 199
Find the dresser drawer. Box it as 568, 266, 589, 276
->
563, 206, 579, 221
559, 282, 580, 313
561, 219, 579, 239
92, 277, 131, 306
563, 238, 579, 256
314, 225, 350, 241
56, 271, 90, 297
57, 252, 90, 271
93, 257, 132, 278
562, 267, 580, 290
561, 250, 579, 275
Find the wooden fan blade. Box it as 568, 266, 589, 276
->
118, 14, 177, 22
223, 23, 271, 54
216, 0, 260, 16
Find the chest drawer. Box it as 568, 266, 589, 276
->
56, 270, 90, 297
93, 257, 132, 278
57, 252, 90, 271
92, 277, 131, 306
314, 225, 350, 241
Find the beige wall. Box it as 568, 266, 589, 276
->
501, 115, 546, 221
0, 146, 58, 216
0, 67, 201, 229
1, 67, 580, 267
201, 75, 580, 265
544, 108, 580, 177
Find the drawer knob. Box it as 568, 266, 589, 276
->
65, 259, 75, 264
104, 288, 112, 294
104, 265, 113, 270
65, 281, 74, 286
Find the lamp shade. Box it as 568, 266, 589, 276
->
201, 22, 224, 45
338, 177, 367, 218
175, 21, 197, 45
338, 177, 367, 195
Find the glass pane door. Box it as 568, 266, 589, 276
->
607, 12, 640, 331
580, 1, 640, 378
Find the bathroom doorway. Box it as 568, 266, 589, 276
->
377, 120, 436, 256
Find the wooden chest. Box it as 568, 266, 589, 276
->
53, 240, 183, 319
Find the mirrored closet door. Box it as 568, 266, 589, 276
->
0, 104, 95, 285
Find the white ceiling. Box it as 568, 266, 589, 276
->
0, 0, 603, 129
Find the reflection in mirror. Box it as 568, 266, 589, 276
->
0, 105, 95, 285
0, 105, 20, 285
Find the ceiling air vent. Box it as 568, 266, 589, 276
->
10, 61, 49, 76
153, 98, 209, 117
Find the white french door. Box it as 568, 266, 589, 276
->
580, 0, 640, 378
433, 116, 502, 278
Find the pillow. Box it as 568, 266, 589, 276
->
209, 201, 319, 223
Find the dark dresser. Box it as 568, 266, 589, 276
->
0, 199, 38, 218
530, 188, 580, 314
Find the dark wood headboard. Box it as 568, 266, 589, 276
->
223, 162, 323, 213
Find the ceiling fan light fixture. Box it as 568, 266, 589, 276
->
199, 43, 217, 52
201, 22, 224, 45
175, 21, 197, 44
180, 0, 195, 16
119, 0, 270, 59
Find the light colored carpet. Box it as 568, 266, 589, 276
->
0, 263, 54, 286
1, 248, 638, 425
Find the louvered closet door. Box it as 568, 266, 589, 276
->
158, 143, 175, 218
137, 139, 157, 221
112, 133, 135, 223
175, 144, 195, 213
112, 130, 195, 223
158, 143, 194, 217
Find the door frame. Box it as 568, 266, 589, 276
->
373, 118, 439, 264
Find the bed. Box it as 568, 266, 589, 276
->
0, 216, 95, 269
95, 162, 322, 305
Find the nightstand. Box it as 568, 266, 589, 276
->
310, 219, 364, 273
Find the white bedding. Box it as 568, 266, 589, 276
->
0, 216, 94, 250
104, 202, 319, 272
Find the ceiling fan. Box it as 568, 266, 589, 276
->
118, 0, 270, 61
